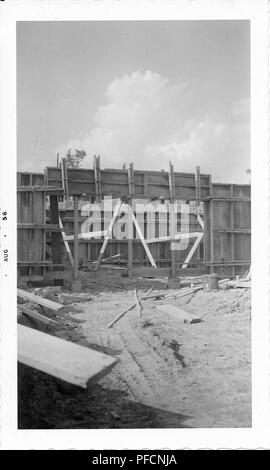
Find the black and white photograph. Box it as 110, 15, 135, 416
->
0, 0, 269, 451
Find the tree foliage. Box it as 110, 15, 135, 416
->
65, 149, 86, 168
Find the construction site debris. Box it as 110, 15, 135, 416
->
202, 273, 219, 291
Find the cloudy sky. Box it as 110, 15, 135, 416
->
17, 20, 250, 183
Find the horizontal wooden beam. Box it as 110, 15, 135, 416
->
18, 261, 64, 267
17, 223, 64, 231
214, 229, 251, 233
204, 196, 251, 202
18, 324, 117, 388
17, 186, 64, 194
146, 232, 202, 244
205, 261, 251, 266
64, 229, 108, 241
132, 266, 208, 278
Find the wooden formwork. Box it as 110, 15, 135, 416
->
17, 162, 251, 280
17, 172, 64, 279
204, 182, 251, 277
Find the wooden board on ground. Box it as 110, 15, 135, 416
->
18, 324, 118, 388
229, 281, 251, 289
156, 304, 202, 324
17, 288, 64, 313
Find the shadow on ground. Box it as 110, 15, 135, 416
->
18, 364, 191, 429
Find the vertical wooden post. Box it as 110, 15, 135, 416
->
61, 157, 69, 201
93, 155, 101, 203
43, 190, 47, 279
168, 162, 175, 200
29, 174, 33, 278
209, 176, 214, 274
195, 166, 201, 206
143, 173, 149, 198
169, 162, 176, 277
72, 195, 81, 291
230, 184, 235, 277
128, 163, 134, 278
170, 204, 177, 277
49, 195, 63, 271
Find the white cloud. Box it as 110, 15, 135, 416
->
57, 71, 249, 182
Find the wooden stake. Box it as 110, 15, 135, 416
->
134, 286, 143, 317
108, 286, 154, 328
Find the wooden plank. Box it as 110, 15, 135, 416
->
17, 186, 64, 194
19, 305, 61, 327
18, 324, 117, 388
132, 266, 208, 277
147, 232, 202, 244
17, 223, 63, 231
17, 288, 64, 313
156, 304, 201, 324
64, 229, 108, 241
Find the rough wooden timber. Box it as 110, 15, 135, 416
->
18, 324, 117, 388
17, 288, 64, 313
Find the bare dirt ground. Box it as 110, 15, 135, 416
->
18, 281, 251, 429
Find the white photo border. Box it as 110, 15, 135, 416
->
0, 0, 269, 450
